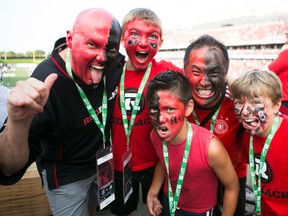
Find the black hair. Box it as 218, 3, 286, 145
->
146, 70, 192, 107
184, 34, 229, 73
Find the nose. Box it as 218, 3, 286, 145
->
96, 49, 107, 63
242, 103, 252, 115
138, 36, 148, 47
200, 75, 210, 86
159, 112, 168, 124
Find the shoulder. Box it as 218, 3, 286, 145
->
191, 123, 215, 151
278, 49, 288, 58
150, 130, 160, 142
150, 130, 162, 149
192, 123, 214, 138
224, 85, 233, 100
208, 136, 230, 166
269, 49, 288, 70
152, 59, 183, 73
279, 116, 288, 130
31, 58, 57, 82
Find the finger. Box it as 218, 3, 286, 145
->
44, 73, 58, 90
147, 204, 155, 215
37, 74, 58, 106
8, 79, 46, 115
153, 205, 162, 216
31, 74, 57, 97
22, 87, 45, 110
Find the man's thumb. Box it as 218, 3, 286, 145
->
44, 73, 58, 90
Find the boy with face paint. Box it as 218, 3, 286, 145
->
229, 70, 288, 216
183, 34, 247, 216
146, 71, 239, 216
0, 8, 124, 215
110, 8, 183, 216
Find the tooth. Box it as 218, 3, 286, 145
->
91, 65, 104, 70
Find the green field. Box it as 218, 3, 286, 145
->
0, 58, 45, 88
1, 64, 37, 88
0, 58, 45, 64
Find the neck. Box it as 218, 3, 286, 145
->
195, 95, 222, 110
59, 48, 67, 62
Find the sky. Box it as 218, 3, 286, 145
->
1, 0, 288, 53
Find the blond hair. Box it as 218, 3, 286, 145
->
121, 8, 162, 38
229, 70, 282, 105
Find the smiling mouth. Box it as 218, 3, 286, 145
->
90, 65, 104, 70
196, 89, 214, 98
136, 51, 148, 63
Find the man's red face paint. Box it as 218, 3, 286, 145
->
67, 9, 121, 85
185, 47, 226, 108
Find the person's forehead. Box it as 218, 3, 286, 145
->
126, 18, 161, 32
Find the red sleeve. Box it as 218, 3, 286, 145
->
268, 50, 288, 75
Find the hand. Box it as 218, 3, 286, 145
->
147, 195, 163, 216
8, 73, 58, 121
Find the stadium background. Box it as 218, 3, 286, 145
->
1, 12, 288, 88
0, 11, 287, 216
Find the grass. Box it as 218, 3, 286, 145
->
1, 62, 39, 88
0, 58, 47, 88
0, 58, 45, 64
1, 67, 31, 88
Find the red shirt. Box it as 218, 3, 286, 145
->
112, 59, 183, 172
268, 49, 288, 102
188, 87, 247, 178
151, 123, 218, 213
241, 117, 288, 216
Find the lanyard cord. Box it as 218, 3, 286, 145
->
192, 87, 225, 132
65, 49, 107, 147
119, 63, 152, 149
193, 106, 221, 132
249, 116, 279, 214
163, 122, 193, 216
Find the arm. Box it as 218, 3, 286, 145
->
147, 161, 165, 216
208, 137, 239, 216
0, 74, 57, 175
268, 50, 288, 75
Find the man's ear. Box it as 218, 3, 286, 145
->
185, 99, 194, 117
66, 30, 73, 48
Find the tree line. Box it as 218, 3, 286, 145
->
0, 50, 49, 59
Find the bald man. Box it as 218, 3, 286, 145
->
0, 8, 124, 215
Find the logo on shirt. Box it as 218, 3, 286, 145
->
214, 119, 228, 134
254, 153, 273, 184
118, 88, 146, 116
